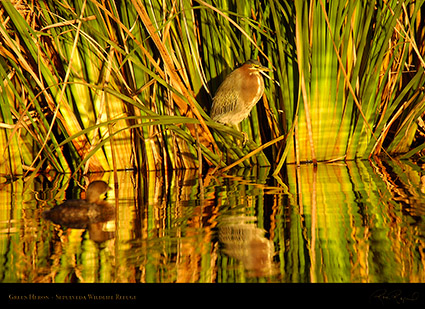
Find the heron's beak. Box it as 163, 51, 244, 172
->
258, 68, 280, 87
259, 65, 271, 72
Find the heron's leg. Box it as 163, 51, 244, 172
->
234, 123, 248, 147
241, 132, 248, 147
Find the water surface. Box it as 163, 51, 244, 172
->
1, 158, 425, 282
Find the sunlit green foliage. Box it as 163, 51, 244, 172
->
0, 0, 424, 175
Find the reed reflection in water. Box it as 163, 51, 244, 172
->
1, 158, 425, 282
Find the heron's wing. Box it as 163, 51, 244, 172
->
211, 72, 241, 119
211, 93, 239, 119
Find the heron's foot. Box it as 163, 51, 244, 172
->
242, 132, 248, 147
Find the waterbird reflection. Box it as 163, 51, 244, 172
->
42, 180, 115, 242
218, 215, 277, 277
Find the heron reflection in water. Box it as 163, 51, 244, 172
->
218, 215, 277, 277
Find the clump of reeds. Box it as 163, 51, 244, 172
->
0, 0, 424, 176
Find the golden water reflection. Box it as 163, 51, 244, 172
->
1, 158, 425, 282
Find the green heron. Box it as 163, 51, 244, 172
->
210, 59, 271, 142
42, 180, 113, 229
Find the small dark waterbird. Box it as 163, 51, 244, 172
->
210, 59, 271, 143
42, 180, 113, 229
